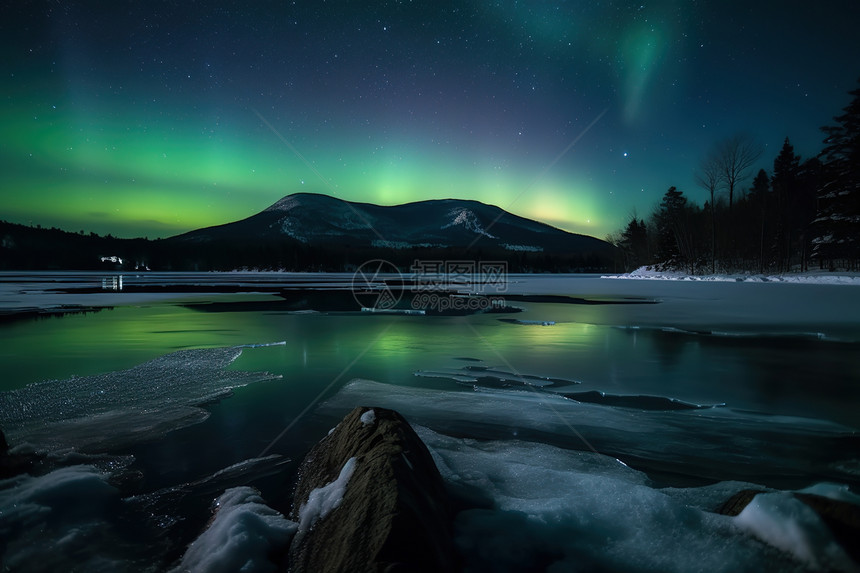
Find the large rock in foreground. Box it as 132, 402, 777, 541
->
287, 406, 455, 573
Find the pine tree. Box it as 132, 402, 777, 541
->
796, 158, 823, 271
653, 186, 693, 270
749, 169, 770, 273
771, 138, 801, 271
616, 216, 649, 271
812, 79, 860, 268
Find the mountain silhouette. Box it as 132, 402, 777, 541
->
169, 192, 611, 257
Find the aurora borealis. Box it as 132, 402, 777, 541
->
1, 1, 858, 239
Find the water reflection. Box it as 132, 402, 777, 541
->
2, 292, 857, 429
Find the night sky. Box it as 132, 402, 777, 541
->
2, 1, 858, 240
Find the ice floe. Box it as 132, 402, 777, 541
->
0, 346, 281, 453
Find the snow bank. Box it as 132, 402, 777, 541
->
0, 465, 131, 571
296, 457, 357, 538
173, 487, 297, 573
603, 267, 860, 285
735, 492, 858, 572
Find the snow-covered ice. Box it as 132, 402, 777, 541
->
603, 266, 860, 285
173, 486, 297, 573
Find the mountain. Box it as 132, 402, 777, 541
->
169, 192, 612, 258
0, 194, 617, 271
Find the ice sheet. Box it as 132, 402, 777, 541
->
322, 379, 858, 485
0, 346, 281, 452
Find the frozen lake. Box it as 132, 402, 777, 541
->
1, 272, 858, 571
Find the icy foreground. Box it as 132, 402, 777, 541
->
413, 426, 859, 572
1, 273, 858, 571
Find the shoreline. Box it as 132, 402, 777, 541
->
602, 266, 860, 285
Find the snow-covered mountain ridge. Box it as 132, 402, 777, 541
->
172, 192, 613, 257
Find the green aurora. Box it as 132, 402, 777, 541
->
0, 100, 608, 238
1, 1, 858, 240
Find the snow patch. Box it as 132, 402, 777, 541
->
370, 239, 442, 249
501, 243, 543, 252
173, 486, 297, 573
296, 457, 357, 538
265, 196, 303, 212
276, 217, 309, 243
441, 208, 497, 238
360, 409, 376, 426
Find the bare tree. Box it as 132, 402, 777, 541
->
717, 134, 763, 266
695, 151, 723, 274
718, 134, 763, 216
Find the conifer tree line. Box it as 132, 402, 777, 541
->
609, 79, 860, 273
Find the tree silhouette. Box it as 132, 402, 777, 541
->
772, 138, 801, 271
611, 216, 649, 271
718, 135, 764, 216
813, 79, 860, 268
696, 149, 723, 274
653, 186, 696, 272
748, 168, 770, 273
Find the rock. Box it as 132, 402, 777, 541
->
715, 489, 768, 516
287, 406, 455, 573
795, 492, 860, 564
0, 426, 42, 479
